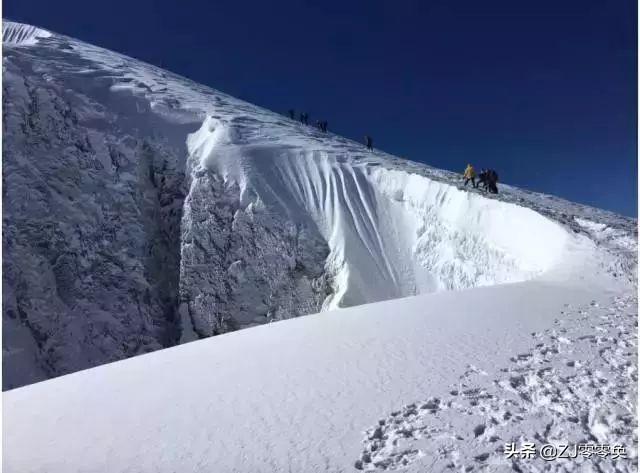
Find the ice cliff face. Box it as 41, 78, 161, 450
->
185, 116, 570, 317
3, 23, 189, 388
3, 21, 636, 389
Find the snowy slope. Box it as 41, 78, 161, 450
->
2, 17, 636, 393
3, 282, 637, 473
2, 19, 637, 473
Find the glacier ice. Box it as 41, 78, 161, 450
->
2, 20, 636, 390
185, 115, 571, 317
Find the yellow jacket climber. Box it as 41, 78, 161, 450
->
463, 164, 477, 188
463, 164, 476, 179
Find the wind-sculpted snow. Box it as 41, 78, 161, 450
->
186, 116, 571, 322
2, 21, 51, 46
2, 20, 636, 389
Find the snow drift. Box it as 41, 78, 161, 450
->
2, 20, 635, 389
186, 116, 570, 317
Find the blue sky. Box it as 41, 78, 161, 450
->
6, 0, 637, 216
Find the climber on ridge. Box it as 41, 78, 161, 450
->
477, 168, 489, 190
365, 135, 373, 151
486, 169, 499, 194
463, 164, 477, 188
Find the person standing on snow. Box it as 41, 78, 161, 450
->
288, 109, 295, 120
477, 168, 489, 190
365, 135, 373, 151
487, 169, 499, 194
463, 164, 477, 188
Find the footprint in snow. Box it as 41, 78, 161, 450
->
357, 295, 638, 472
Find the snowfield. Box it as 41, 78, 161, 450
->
4, 285, 637, 473
2, 20, 637, 473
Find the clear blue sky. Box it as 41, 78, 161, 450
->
6, 0, 637, 216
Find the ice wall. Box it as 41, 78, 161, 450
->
5, 19, 615, 389
184, 117, 572, 325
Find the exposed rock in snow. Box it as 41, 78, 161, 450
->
2, 20, 636, 391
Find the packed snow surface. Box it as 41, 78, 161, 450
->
4, 285, 637, 473
2, 20, 638, 473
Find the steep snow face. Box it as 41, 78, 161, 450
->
2, 24, 194, 389
2, 20, 635, 389
2, 21, 51, 46
185, 117, 571, 317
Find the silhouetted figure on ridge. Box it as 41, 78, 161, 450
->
365, 135, 373, 151
477, 168, 489, 190
486, 169, 499, 194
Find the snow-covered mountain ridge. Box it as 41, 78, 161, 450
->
2, 20, 636, 390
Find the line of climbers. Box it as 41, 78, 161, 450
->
463, 164, 499, 194
287, 109, 375, 152
287, 111, 497, 194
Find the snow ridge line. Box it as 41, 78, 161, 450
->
3, 20, 51, 46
